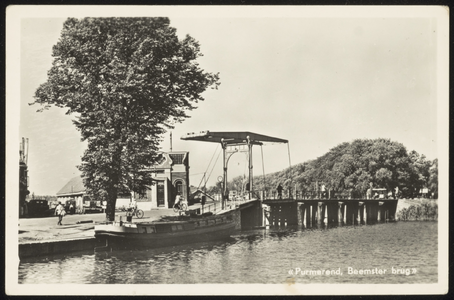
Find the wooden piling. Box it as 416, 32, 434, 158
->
297, 203, 303, 226
359, 202, 364, 224
322, 204, 326, 225
327, 202, 338, 224
311, 203, 316, 226
346, 201, 359, 225
343, 203, 347, 224
377, 202, 383, 222
306, 204, 311, 227
287, 203, 298, 226
338, 202, 344, 224
363, 203, 367, 224
366, 201, 379, 224
389, 199, 398, 221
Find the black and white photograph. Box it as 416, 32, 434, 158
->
6, 5, 448, 295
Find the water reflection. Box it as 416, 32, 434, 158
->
19, 222, 437, 284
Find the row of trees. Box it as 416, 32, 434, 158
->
222, 139, 437, 199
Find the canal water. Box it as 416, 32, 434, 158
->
18, 221, 437, 284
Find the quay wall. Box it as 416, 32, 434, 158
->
20, 237, 96, 259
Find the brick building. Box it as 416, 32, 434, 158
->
134, 151, 190, 210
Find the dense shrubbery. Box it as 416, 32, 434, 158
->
397, 200, 438, 221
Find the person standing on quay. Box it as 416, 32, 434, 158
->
55, 202, 66, 225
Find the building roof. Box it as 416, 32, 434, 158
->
145, 151, 188, 171
181, 130, 288, 145
57, 176, 85, 196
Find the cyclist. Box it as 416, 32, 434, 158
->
128, 199, 137, 212
173, 193, 187, 211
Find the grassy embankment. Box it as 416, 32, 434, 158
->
396, 199, 438, 221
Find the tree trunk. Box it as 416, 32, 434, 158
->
105, 165, 120, 222
105, 186, 118, 221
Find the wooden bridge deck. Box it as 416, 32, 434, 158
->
262, 198, 398, 204
213, 198, 399, 229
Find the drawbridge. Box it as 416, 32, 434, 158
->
181, 130, 288, 210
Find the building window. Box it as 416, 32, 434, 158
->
175, 180, 183, 196
170, 154, 184, 165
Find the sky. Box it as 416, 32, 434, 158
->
9, 6, 447, 196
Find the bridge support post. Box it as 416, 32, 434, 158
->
389, 199, 397, 221
346, 201, 359, 225
287, 203, 298, 226
327, 202, 338, 224
317, 202, 324, 224
359, 202, 365, 224
239, 201, 263, 229
306, 204, 311, 227
343, 203, 347, 224
378, 202, 383, 222
311, 203, 316, 226
363, 203, 367, 224
366, 201, 379, 225
297, 203, 304, 226
338, 202, 344, 224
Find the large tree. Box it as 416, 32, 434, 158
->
32, 17, 220, 220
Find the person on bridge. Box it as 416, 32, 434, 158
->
54, 202, 66, 226
277, 184, 283, 199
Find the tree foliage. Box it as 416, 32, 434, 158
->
428, 158, 438, 198
227, 138, 437, 199
31, 17, 220, 220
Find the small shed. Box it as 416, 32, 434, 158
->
56, 176, 86, 211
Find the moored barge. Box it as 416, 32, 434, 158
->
94, 212, 235, 251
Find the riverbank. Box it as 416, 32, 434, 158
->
396, 198, 438, 221
18, 207, 186, 258
19, 199, 436, 258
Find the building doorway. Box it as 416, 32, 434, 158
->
157, 182, 165, 207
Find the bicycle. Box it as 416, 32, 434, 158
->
127, 207, 144, 219
173, 201, 188, 214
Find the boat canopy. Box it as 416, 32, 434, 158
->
181, 130, 288, 145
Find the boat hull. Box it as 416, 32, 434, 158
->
95, 214, 236, 251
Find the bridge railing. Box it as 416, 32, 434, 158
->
200, 201, 220, 214
257, 189, 371, 200
226, 197, 250, 210
200, 197, 251, 214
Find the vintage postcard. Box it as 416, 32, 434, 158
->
6, 5, 448, 295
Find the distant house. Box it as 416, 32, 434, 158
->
56, 176, 86, 210
56, 176, 129, 212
